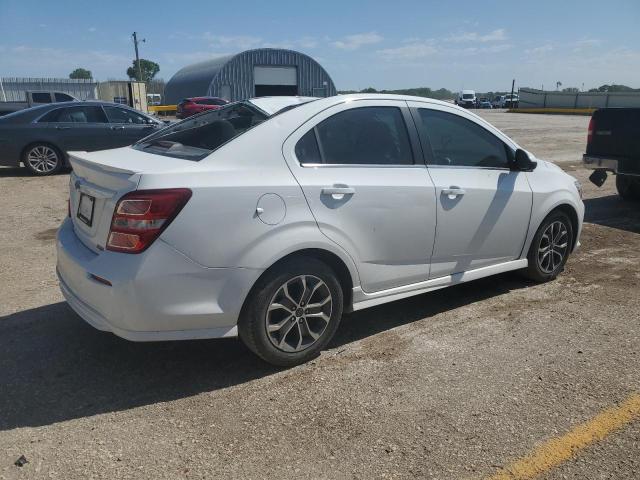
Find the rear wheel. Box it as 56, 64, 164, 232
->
523, 210, 574, 282
238, 258, 343, 367
616, 174, 640, 201
23, 144, 63, 176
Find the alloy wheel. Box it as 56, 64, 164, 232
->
537, 220, 569, 274
265, 275, 333, 353
27, 146, 59, 173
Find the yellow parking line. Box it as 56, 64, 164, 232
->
487, 393, 640, 480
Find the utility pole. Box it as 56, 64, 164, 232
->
132, 32, 145, 81
510, 78, 515, 108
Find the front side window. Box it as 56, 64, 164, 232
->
298, 107, 413, 166
38, 106, 107, 123
418, 108, 509, 168
134, 101, 267, 161
104, 106, 150, 124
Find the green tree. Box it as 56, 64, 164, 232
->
69, 68, 92, 79
360, 87, 378, 93
126, 59, 160, 82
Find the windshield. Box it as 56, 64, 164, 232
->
133, 101, 268, 161
462, 94, 474, 99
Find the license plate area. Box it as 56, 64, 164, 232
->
77, 193, 96, 227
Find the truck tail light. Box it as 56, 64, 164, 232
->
107, 189, 192, 254
587, 116, 595, 144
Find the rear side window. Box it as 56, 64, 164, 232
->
295, 130, 322, 164
297, 107, 413, 165
134, 102, 267, 161
54, 93, 74, 102
418, 109, 508, 168
38, 106, 107, 123
31, 92, 51, 103
198, 98, 227, 105
104, 106, 150, 124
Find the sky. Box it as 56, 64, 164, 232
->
1, 0, 639, 92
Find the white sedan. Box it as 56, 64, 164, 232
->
57, 94, 584, 366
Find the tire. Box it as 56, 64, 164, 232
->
616, 174, 640, 202
523, 210, 574, 282
22, 143, 64, 176
238, 257, 344, 367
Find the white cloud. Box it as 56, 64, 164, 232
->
525, 44, 554, 56
448, 28, 507, 43
203, 34, 262, 50
0, 45, 130, 79
377, 41, 438, 60
571, 38, 601, 52
332, 32, 383, 50
88, 27, 97, 33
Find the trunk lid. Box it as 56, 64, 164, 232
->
68, 147, 193, 252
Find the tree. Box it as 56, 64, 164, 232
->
360, 87, 378, 93
69, 68, 92, 79
126, 59, 160, 82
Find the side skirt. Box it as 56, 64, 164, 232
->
351, 259, 528, 311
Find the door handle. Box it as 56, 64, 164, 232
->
55, 126, 71, 130
111, 126, 125, 130
441, 187, 466, 198
321, 186, 356, 196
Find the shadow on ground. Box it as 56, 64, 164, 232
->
0, 273, 529, 432
584, 194, 640, 234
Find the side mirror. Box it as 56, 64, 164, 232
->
513, 149, 537, 171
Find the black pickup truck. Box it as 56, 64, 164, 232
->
583, 108, 640, 201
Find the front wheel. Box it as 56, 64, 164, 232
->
616, 174, 640, 201
523, 210, 574, 282
23, 144, 63, 175
238, 258, 344, 367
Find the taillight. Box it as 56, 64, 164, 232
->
106, 189, 192, 254
587, 116, 595, 144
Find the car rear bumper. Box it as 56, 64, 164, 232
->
56, 217, 262, 341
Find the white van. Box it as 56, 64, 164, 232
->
456, 90, 476, 108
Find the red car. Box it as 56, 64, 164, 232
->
176, 97, 229, 119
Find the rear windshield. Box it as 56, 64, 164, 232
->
133, 101, 268, 161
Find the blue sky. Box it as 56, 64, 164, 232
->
1, 0, 639, 91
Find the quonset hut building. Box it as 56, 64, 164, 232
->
164, 48, 336, 105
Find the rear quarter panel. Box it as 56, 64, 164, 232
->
146, 120, 360, 284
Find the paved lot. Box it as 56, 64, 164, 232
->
0, 111, 638, 479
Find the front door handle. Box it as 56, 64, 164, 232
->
321, 186, 356, 197
441, 187, 466, 199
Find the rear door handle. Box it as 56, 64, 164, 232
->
441, 187, 466, 198
321, 186, 356, 196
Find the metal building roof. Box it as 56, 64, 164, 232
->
164, 48, 336, 104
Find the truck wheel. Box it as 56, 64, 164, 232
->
238, 257, 344, 367
23, 144, 64, 176
616, 174, 640, 202
523, 210, 574, 283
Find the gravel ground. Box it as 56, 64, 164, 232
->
0, 111, 638, 479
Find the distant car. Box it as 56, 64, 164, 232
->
176, 97, 229, 119
0, 90, 79, 116
583, 108, 640, 201
504, 94, 519, 108
455, 90, 477, 108
0, 101, 164, 175
478, 98, 492, 109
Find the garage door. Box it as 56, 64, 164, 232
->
254, 66, 297, 86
